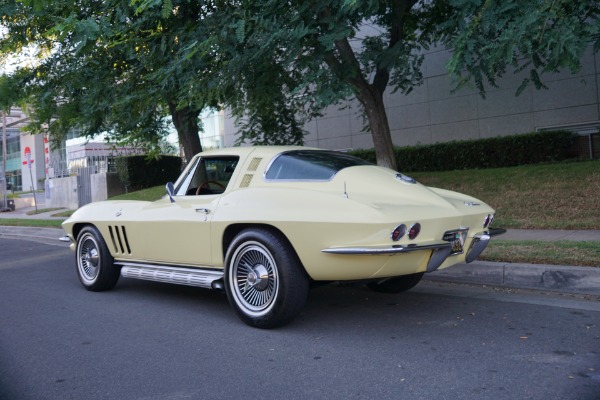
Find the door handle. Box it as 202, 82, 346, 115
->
195, 208, 211, 215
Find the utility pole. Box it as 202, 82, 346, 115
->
2, 111, 8, 211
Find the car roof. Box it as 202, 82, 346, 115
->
196, 145, 320, 159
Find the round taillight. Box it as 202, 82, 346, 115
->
408, 223, 421, 240
391, 224, 407, 241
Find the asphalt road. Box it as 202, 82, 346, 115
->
1, 237, 599, 400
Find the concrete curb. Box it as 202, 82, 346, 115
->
427, 261, 600, 296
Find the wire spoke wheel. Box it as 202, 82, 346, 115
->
231, 242, 279, 315
77, 233, 101, 282
75, 226, 121, 292
225, 228, 309, 328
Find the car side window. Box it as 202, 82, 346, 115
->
175, 156, 239, 196
265, 150, 372, 181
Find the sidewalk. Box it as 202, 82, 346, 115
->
0, 219, 598, 295
499, 229, 600, 242
0, 194, 67, 220
0, 207, 67, 220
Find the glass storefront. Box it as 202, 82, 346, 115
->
0, 129, 23, 191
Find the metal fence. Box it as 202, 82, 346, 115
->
77, 166, 94, 207
48, 155, 117, 178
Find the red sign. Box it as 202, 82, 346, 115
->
22, 146, 34, 167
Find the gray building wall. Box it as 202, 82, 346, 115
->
223, 45, 600, 150
47, 172, 125, 209
46, 175, 78, 210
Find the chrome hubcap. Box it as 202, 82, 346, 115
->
78, 234, 100, 281
230, 242, 279, 315
246, 264, 269, 291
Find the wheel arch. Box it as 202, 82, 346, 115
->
71, 223, 110, 254
222, 223, 308, 275
71, 222, 93, 241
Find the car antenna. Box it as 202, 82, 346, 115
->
343, 182, 349, 199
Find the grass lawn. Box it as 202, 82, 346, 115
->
108, 186, 166, 202
481, 240, 600, 267
413, 160, 600, 266
0, 219, 63, 228
413, 160, 600, 230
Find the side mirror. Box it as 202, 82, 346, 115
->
166, 182, 176, 203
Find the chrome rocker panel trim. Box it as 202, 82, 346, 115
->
116, 261, 223, 289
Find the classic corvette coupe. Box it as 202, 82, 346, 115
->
63, 146, 500, 328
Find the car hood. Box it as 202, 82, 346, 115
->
63, 200, 152, 229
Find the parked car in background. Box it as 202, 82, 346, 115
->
63, 146, 500, 328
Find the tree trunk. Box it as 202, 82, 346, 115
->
355, 86, 398, 171
168, 102, 203, 162
322, 33, 399, 171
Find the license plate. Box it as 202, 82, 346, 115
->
443, 229, 469, 255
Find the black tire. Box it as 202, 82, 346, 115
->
75, 226, 121, 291
224, 228, 309, 328
367, 273, 424, 293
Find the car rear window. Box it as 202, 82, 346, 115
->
264, 150, 372, 181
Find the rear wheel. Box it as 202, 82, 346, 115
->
75, 226, 121, 291
224, 228, 309, 328
367, 273, 424, 293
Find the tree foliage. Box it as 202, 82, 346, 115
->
0, 0, 312, 159
160, 0, 598, 169
2, 0, 598, 169
0, 0, 213, 160
165, 0, 428, 168
438, 0, 600, 96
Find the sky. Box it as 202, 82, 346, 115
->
0, 25, 39, 75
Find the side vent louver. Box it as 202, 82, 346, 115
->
108, 225, 132, 255
240, 174, 253, 188
239, 158, 261, 188
248, 157, 262, 172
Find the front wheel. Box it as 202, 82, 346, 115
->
75, 226, 121, 291
367, 273, 424, 293
224, 228, 309, 328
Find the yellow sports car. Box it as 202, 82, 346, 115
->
63, 146, 500, 328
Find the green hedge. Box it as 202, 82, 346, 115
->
349, 130, 578, 172
114, 155, 182, 191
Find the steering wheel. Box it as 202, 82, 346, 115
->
195, 180, 226, 195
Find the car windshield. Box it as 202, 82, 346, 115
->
265, 150, 372, 181
175, 156, 239, 195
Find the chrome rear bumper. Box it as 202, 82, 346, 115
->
465, 233, 491, 263
321, 241, 452, 255
321, 241, 453, 273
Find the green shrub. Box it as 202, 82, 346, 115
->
115, 155, 182, 191
349, 130, 578, 172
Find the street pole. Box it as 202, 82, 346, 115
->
26, 150, 37, 211
2, 111, 8, 211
